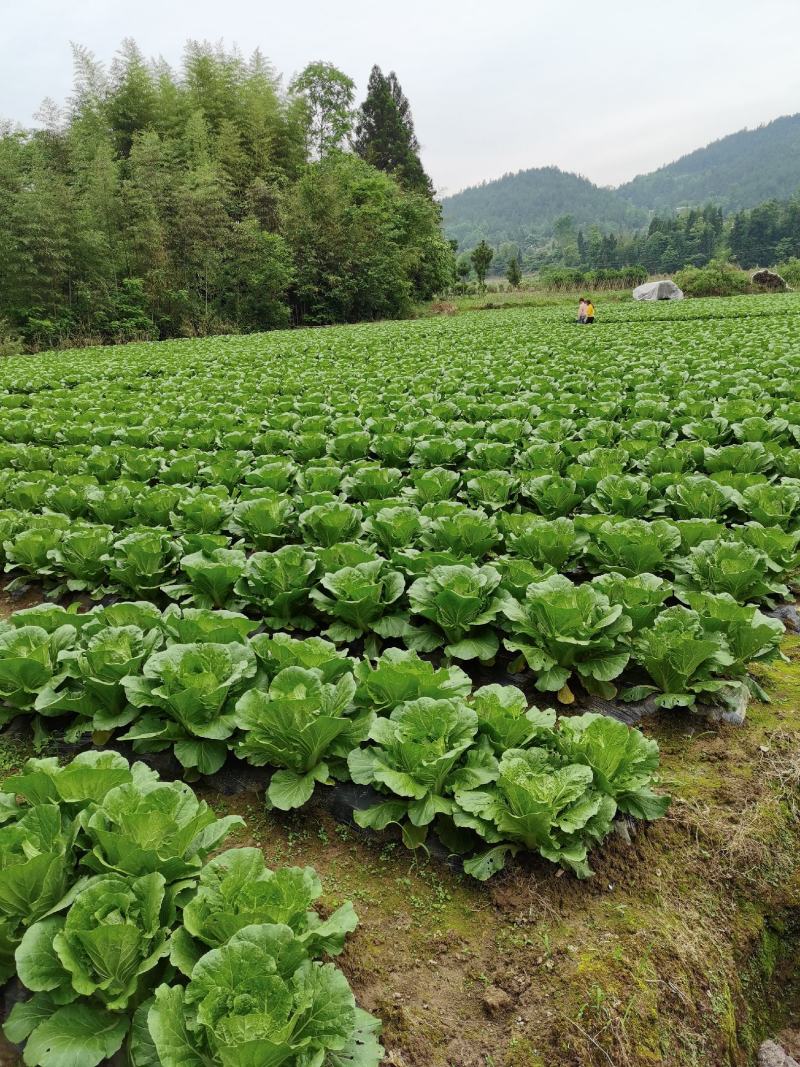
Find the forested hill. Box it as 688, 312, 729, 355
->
440, 166, 648, 251
618, 113, 800, 213
442, 113, 800, 250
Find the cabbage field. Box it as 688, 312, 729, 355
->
0, 293, 799, 1066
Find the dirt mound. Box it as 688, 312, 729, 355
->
753, 269, 788, 292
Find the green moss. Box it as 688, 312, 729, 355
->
709, 980, 738, 1060
502, 1038, 546, 1066
0, 735, 33, 775
757, 926, 782, 981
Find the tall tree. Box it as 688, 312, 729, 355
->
107, 39, 158, 157
470, 240, 493, 288
506, 254, 522, 288
289, 62, 355, 159
353, 66, 433, 197
285, 152, 452, 323
456, 254, 472, 282
0, 39, 454, 348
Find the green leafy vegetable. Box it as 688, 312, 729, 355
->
172, 848, 357, 974
146, 925, 383, 1067
407, 563, 510, 661
121, 642, 257, 774
235, 667, 369, 809
503, 574, 631, 700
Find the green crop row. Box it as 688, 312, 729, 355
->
0, 600, 669, 881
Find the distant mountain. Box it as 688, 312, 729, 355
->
618, 114, 800, 214
442, 113, 800, 252
440, 166, 647, 252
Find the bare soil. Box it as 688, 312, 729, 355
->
0, 584, 46, 620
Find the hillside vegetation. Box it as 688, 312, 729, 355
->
442, 114, 800, 253
620, 113, 800, 213
441, 166, 647, 250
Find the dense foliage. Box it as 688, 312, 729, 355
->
617, 114, 800, 214
442, 166, 647, 255
674, 261, 753, 298
457, 196, 800, 281
568, 200, 800, 277
0, 42, 454, 349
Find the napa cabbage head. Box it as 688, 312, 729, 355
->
171, 847, 357, 976
556, 713, 669, 820
310, 559, 408, 644
250, 631, 355, 684
471, 684, 557, 754
503, 574, 631, 701
0, 804, 78, 981
456, 748, 617, 881
1, 751, 133, 812
146, 924, 383, 1067
353, 647, 471, 713
235, 666, 367, 810
625, 605, 735, 708
14, 871, 173, 1012
121, 641, 257, 775
77, 765, 243, 883
674, 539, 787, 604
348, 697, 497, 847
407, 563, 511, 662
35, 625, 162, 738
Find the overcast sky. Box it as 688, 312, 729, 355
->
2, 0, 799, 196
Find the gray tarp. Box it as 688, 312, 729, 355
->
632, 279, 684, 301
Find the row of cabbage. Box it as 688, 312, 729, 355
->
0, 601, 669, 880
0, 507, 788, 702
2, 462, 800, 534
4, 424, 800, 478
1, 502, 796, 607
0, 750, 382, 1067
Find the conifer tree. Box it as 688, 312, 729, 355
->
353, 66, 433, 197
506, 254, 522, 288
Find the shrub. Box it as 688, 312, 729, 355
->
0, 319, 23, 358
775, 258, 800, 288
674, 260, 751, 298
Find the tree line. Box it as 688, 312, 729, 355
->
0, 41, 455, 349
475, 197, 800, 281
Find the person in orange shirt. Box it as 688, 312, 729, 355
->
585, 299, 595, 324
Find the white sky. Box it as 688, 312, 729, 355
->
2, 0, 798, 195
